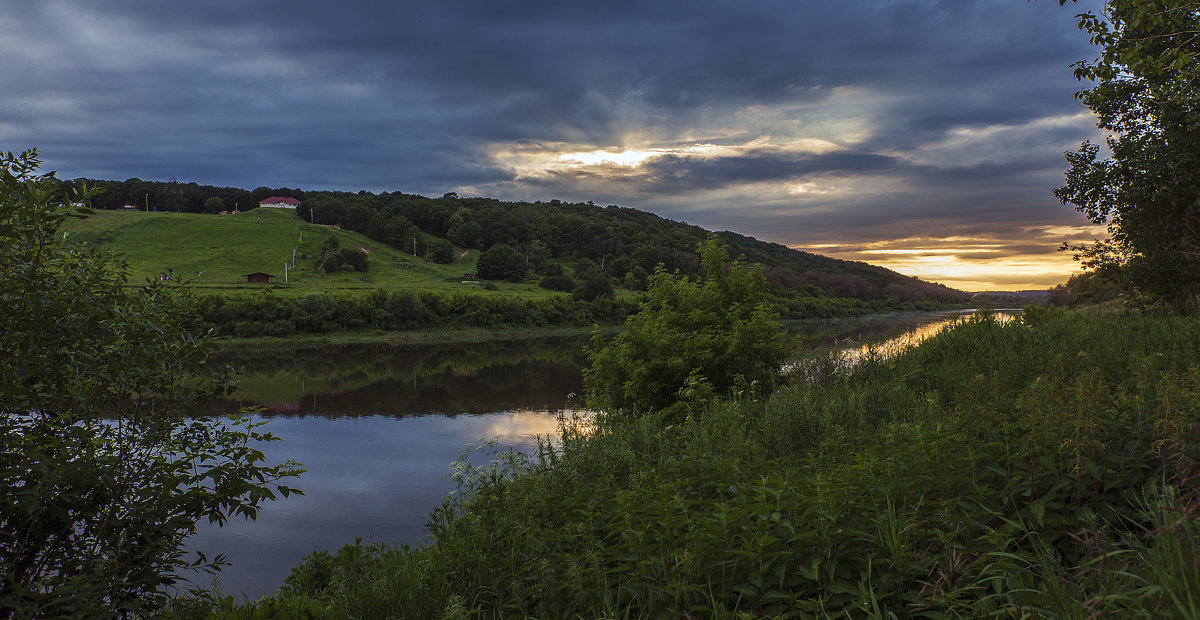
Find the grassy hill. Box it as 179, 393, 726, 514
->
62, 208, 545, 297
73, 176, 969, 307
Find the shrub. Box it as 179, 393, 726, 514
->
385, 290, 425, 328
0, 150, 302, 616
585, 236, 788, 414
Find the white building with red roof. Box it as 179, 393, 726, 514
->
258, 196, 301, 208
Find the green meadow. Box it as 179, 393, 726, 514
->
62, 208, 551, 298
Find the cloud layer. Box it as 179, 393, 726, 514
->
0, 0, 1109, 289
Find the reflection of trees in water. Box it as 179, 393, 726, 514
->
204, 336, 588, 418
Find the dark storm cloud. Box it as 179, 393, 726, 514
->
641, 150, 902, 193
1, 0, 1107, 286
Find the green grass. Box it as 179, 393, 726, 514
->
194, 307, 1200, 618
62, 209, 555, 297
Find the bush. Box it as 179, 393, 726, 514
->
385, 290, 425, 328
313, 237, 368, 273
0, 150, 302, 616
585, 236, 788, 414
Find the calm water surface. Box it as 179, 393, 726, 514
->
188, 310, 1006, 599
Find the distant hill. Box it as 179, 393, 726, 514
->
64, 176, 969, 312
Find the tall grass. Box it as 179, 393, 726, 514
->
203, 308, 1200, 618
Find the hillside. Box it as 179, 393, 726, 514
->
67, 176, 969, 309
297, 191, 967, 305
61, 209, 499, 296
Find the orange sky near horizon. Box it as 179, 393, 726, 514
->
799, 224, 1109, 292
815, 247, 1085, 292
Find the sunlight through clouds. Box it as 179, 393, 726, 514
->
484, 88, 878, 184
490, 136, 844, 180
3, 0, 1108, 291
555, 148, 661, 168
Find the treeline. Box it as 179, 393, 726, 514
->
187, 286, 949, 339
187, 289, 637, 338
68, 176, 302, 215
68, 175, 969, 308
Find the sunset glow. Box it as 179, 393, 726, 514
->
803, 225, 1108, 291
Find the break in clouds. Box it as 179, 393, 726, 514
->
0, 0, 1108, 289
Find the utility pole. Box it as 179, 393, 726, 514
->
284, 262, 289, 283
413, 236, 417, 256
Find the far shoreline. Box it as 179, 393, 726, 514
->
211, 324, 618, 351
210, 306, 1005, 352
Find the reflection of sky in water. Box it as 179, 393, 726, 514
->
841, 311, 1017, 364
786, 310, 1017, 381
186, 410, 574, 600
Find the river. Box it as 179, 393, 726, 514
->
186, 309, 1006, 599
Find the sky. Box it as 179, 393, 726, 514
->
1, 0, 1111, 291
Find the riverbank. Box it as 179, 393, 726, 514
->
198, 307, 1200, 617
212, 324, 614, 351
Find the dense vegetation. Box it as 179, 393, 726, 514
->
190, 288, 635, 338
205, 307, 1200, 618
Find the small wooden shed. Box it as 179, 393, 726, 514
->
244, 272, 275, 284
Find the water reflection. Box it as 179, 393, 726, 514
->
205, 337, 588, 417
785, 310, 1017, 381
833, 310, 1016, 365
